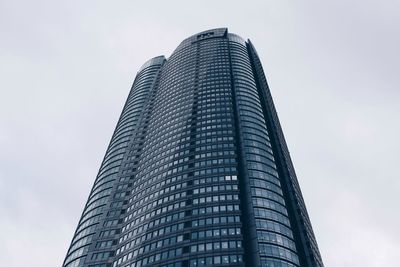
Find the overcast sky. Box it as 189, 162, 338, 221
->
1, 1, 399, 266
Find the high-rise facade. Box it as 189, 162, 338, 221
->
63, 28, 323, 267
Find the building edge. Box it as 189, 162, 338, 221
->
246, 39, 324, 267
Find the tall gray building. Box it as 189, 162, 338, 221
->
63, 28, 323, 267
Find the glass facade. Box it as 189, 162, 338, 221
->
63, 28, 323, 267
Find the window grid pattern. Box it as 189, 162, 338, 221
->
229, 36, 300, 267
63, 57, 165, 267
247, 41, 324, 266
113, 31, 244, 267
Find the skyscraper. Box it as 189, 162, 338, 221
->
63, 28, 323, 267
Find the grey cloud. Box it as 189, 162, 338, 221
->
1, 1, 399, 266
